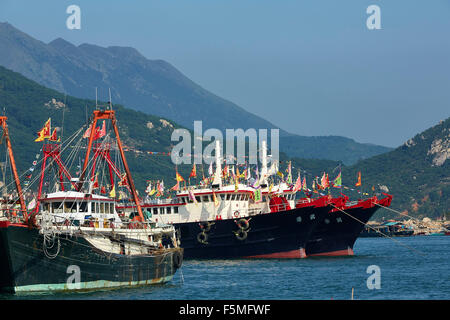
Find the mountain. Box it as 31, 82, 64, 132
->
341, 118, 450, 220
0, 22, 392, 165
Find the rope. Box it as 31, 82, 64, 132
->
330, 204, 427, 257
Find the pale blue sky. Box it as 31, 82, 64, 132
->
1, 0, 449, 147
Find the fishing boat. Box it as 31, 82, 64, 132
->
118, 141, 332, 259
0, 110, 183, 293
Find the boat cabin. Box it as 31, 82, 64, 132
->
40, 191, 122, 227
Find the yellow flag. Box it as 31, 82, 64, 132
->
213, 191, 219, 207
109, 185, 116, 198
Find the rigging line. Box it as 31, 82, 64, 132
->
374, 203, 449, 232
330, 204, 427, 257
3, 126, 86, 210
2, 125, 85, 193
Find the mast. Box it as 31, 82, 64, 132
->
259, 140, 268, 186
212, 140, 222, 188
78, 110, 145, 222
0, 117, 27, 221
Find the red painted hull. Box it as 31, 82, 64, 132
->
308, 248, 354, 257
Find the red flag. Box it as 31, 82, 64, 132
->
92, 174, 99, 189
94, 121, 106, 140
189, 164, 197, 178
49, 128, 60, 142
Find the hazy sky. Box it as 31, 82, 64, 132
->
1, 0, 449, 148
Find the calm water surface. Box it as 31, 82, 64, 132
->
3, 236, 449, 300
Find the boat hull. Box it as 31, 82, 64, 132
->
305, 204, 381, 257
0, 221, 183, 293
174, 205, 330, 259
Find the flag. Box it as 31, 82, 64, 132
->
82, 124, 92, 139
109, 185, 116, 198
176, 170, 185, 182
293, 175, 302, 192
321, 172, 329, 189
148, 189, 157, 196
355, 171, 362, 187
27, 198, 37, 211
49, 128, 60, 142
100, 186, 106, 194
189, 164, 197, 178
222, 165, 228, 178
302, 176, 307, 191
213, 191, 219, 207
94, 121, 106, 140
277, 171, 284, 179
170, 181, 180, 191
254, 189, 262, 203
332, 172, 342, 188
188, 189, 197, 204
35, 118, 51, 142
92, 174, 99, 189
118, 173, 128, 186
287, 161, 292, 184
145, 181, 152, 194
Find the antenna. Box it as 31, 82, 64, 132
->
95, 87, 98, 108
108, 88, 112, 110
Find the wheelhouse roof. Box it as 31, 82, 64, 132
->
40, 191, 114, 202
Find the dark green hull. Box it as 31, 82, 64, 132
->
0, 221, 183, 293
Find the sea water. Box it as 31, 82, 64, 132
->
3, 236, 449, 300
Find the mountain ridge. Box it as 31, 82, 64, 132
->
0, 21, 392, 165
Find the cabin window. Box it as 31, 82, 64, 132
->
231, 195, 236, 201
110, 203, 114, 214
153, 208, 158, 215
43, 203, 50, 213
220, 194, 225, 200
160, 207, 165, 215
195, 196, 201, 203
226, 194, 231, 200
100, 202, 105, 213
79, 202, 88, 213
203, 196, 209, 202
91, 202, 96, 213
64, 201, 76, 213
174, 206, 179, 214
52, 202, 63, 214
167, 207, 171, 214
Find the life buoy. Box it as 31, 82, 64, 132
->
236, 218, 250, 230
197, 231, 208, 244
233, 211, 240, 218
235, 229, 247, 241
